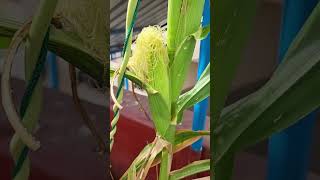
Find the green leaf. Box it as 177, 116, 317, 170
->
148, 93, 171, 138
127, 165, 136, 180
174, 130, 210, 147
170, 35, 196, 104
176, 63, 210, 120
212, 0, 258, 179
0, 17, 105, 83
212, 0, 258, 126
112, 69, 171, 139
167, 0, 205, 61
169, 159, 210, 180
169, 26, 210, 104
192, 26, 210, 41
110, 68, 157, 93
121, 130, 210, 180
214, 1, 320, 165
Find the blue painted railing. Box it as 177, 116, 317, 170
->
191, 0, 210, 152
267, 1, 319, 180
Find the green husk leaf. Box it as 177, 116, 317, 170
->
148, 93, 171, 137
128, 26, 171, 138
55, 0, 108, 62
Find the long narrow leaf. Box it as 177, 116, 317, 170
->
110, 68, 156, 94
170, 26, 210, 103
212, 0, 258, 179
214, 2, 320, 164
167, 0, 205, 61
212, 0, 258, 124
177, 63, 210, 115
174, 130, 210, 146
169, 159, 210, 180
0, 17, 105, 83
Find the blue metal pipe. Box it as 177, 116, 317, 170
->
267, 1, 319, 180
125, 78, 129, 90
191, 0, 210, 152
47, 52, 59, 89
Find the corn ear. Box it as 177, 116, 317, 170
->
128, 26, 171, 137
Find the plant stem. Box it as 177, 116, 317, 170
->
159, 123, 176, 180
159, 147, 172, 180
9, 1, 58, 179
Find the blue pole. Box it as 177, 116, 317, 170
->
191, 0, 210, 152
47, 52, 59, 89
267, 1, 318, 180
125, 78, 129, 90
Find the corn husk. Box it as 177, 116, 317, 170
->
128, 26, 171, 137
55, 0, 108, 62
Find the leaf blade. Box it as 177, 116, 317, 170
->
214, 2, 320, 165
169, 159, 210, 180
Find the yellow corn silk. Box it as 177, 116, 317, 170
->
128, 26, 170, 105
55, 0, 108, 63
128, 26, 171, 137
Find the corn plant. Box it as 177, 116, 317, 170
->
110, 0, 210, 179
213, 1, 320, 180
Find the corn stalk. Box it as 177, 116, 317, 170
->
111, 0, 211, 179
